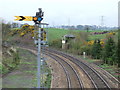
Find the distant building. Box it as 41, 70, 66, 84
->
62, 34, 75, 49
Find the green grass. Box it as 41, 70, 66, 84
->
41, 63, 51, 88
46, 28, 111, 42
88, 34, 106, 40
114, 74, 120, 77
110, 71, 116, 74
99, 64, 113, 68
0, 64, 2, 72
22, 62, 33, 65
47, 28, 84, 42
2, 48, 51, 88
47, 28, 70, 42
104, 68, 113, 71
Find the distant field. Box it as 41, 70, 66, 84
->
11, 28, 110, 42
89, 34, 106, 40
47, 28, 70, 42
11, 27, 117, 43
46, 28, 110, 42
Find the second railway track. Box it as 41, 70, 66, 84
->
19, 46, 119, 89
45, 50, 84, 89
44, 48, 118, 89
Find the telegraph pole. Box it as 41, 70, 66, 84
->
68, 18, 70, 26
101, 16, 104, 30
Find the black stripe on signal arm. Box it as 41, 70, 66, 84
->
19, 16, 26, 21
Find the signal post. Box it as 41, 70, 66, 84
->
14, 8, 48, 88
34, 8, 44, 88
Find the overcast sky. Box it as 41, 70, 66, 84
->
0, 0, 119, 27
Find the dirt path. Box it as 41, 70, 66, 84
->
2, 48, 37, 88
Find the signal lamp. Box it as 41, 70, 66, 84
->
33, 17, 43, 24
33, 17, 38, 21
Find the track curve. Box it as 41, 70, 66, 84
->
45, 51, 84, 89
45, 48, 117, 89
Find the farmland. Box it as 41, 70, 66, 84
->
47, 28, 117, 42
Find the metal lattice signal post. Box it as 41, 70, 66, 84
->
35, 8, 44, 88
37, 24, 41, 88
33, 24, 42, 88
34, 23, 49, 88
14, 8, 48, 88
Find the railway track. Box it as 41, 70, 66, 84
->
19, 46, 84, 89
19, 46, 119, 89
47, 54, 71, 88
45, 51, 84, 89
44, 48, 117, 89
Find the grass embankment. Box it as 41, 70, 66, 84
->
1, 46, 20, 76
82, 57, 119, 78
2, 48, 51, 88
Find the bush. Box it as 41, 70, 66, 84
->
91, 39, 102, 59
2, 22, 11, 41
80, 45, 92, 55
102, 37, 116, 65
2, 46, 20, 75
50, 39, 62, 48
75, 32, 89, 43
